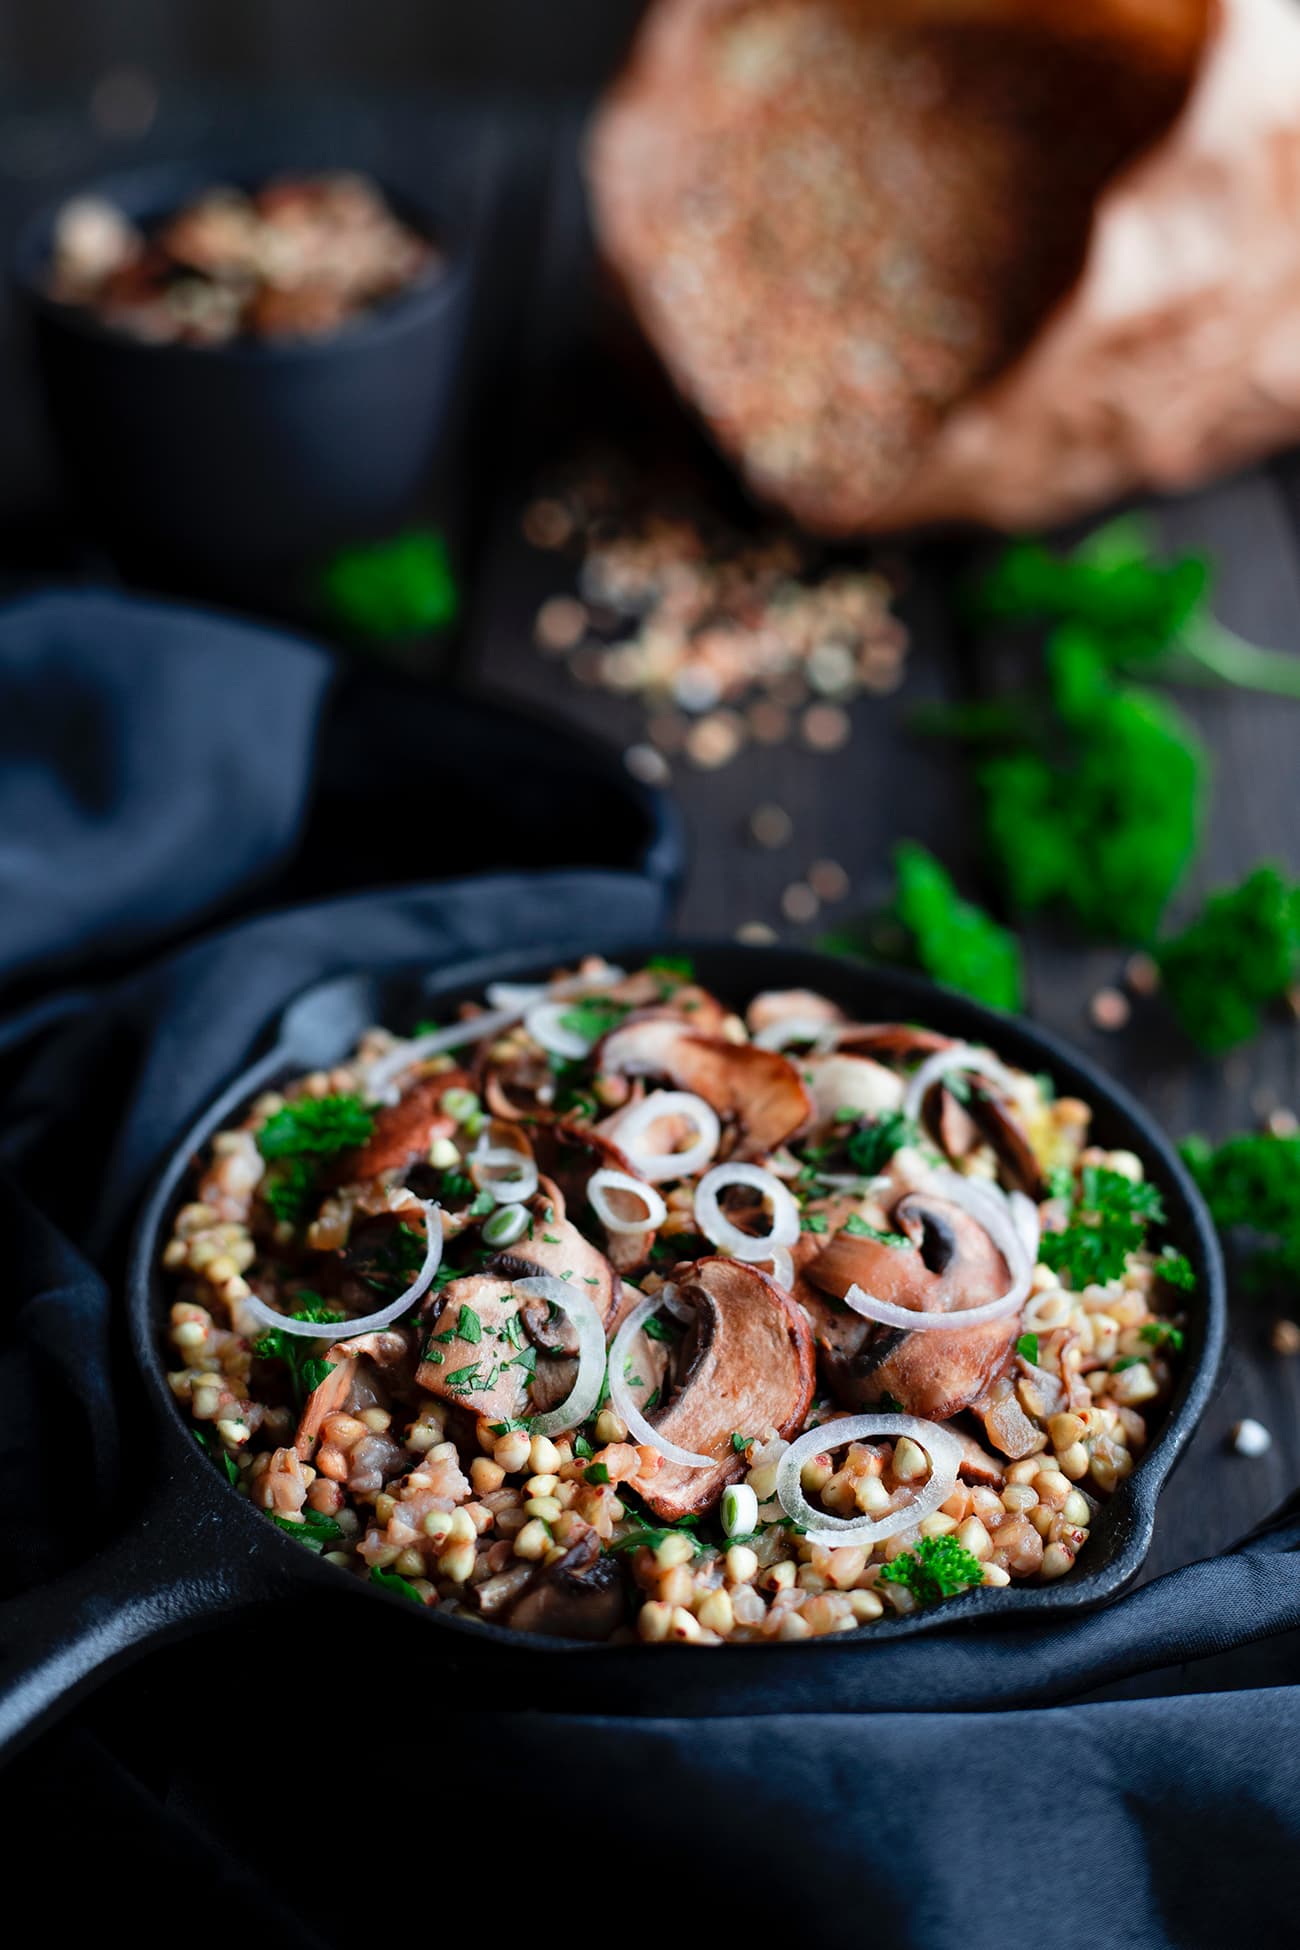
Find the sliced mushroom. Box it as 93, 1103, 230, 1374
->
950, 1427, 1007, 1488
833, 1024, 954, 1062
629, 1256, 816, 1522
499, 1531, 626, 1640
292, 1327, 418, 1460
746, 989, 845, 1036
330, 1070, 467, 1185
529, 1121, 658, 1276
484, 1189, 620, 1327
598, 1017, 811, 1159
972, 1366, 1049, 1460
802, 1191, 1017, 1421
798, 1052, 905, 1141
415, 1274, 535, 1424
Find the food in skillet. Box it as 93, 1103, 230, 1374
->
48, 172, 438, 346
164, 958, 1193, 1643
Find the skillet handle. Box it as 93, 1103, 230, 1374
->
0, 1473, 284, 1763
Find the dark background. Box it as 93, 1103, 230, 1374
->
0, 0, 644, 96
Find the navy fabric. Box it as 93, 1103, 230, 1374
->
0, 589, 1296, 1946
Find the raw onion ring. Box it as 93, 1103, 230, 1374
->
614, 1089, 721, 1183
471, 1141, 539, 1205
694, 1161, 801, 1261
842, 1168, 1032, 1334
753, 1016, 837, 1053
775, 1414, 962, 1549
524, 999, 593, 1060
512, 1275, 609, 1438
902, 1043, 1021, 1128
588, 1168, 668, 1236
239, 1200, 443, 1342
364, 967, 625, 1103
609, 1291, 712, 1468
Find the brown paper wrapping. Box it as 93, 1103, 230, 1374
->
589, 0, 1300, 533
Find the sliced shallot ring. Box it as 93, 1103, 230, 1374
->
745, 1244, 794, 1291
694, 1161, 801, 1260
524, 999, 593, 1060
471, 1142, 539, 1205
615, 1089, 721, 1183
513, 1275, 609, 1438
841, 1169, 1032, 1334
364, 967, 625, 1102
776, 1414, 962, 1549
609, 1291, 713, 1468
587, 1167, 668, 1235
753, 1016, 837, 1053
902, 1043, 1022, 1128
1009, 1188, 1042, 1263
240, 1201, 443, 1341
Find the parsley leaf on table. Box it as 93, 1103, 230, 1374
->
819, 842, 1022, 1013
1155, 865, 1300, 1053
1181, 1131, 1300, 1292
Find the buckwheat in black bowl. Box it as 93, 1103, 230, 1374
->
164, 952, 1210, 1646
14, 161, 472, 587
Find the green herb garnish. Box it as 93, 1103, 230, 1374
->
1156, 865, 1300, 1053
877, 1534, 984, 1605
369, 1565, 426, 1605
1039, 1165, 1166, 1289
1015, 1332, 1039, 1364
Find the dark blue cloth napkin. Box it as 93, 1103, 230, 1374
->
0, 589, 1296, 1949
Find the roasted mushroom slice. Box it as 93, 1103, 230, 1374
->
529, 1121, 658, 1276
482, 1530, 627, 1640
484, 1190, 620, 1328
802, 1191, 1017, 1421
328, 1070, 468, 1185
973, 1366, 1050, 1460
598, 1017, 811, 1159
415, 1275, 537, 1424
293, 1326, 418, 1460
628, 1256, 816, 1522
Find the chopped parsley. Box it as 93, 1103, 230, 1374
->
843, 1213, 909, 1248
253, 1301, 344, 1407
269, 1509, 343, 1553
1038, 1165, 1167, 1289
258, 1094, 374, 1160
1140, 1319, 1185, 1353
193, 1426, 240, 1486
730, 1432, 754, 1454
643, 1313, 678, 1342
456, 1304, 483, 1344
844, 1111, 916, 1179
584, 1462, 611, 1486
877, 1534, 984, 1605
1180, 1130, 1300, 1292
369, 1565, 425, 1604
1015, 1332, 1039, 1364
556, 998, 630, 1045
1156, 864, 1300, 1053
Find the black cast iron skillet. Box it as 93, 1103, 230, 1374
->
0, 940, 1224, 1757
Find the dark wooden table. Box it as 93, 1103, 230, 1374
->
1, 92, 1296, 1592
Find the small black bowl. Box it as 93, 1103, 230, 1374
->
13, 161, 473, 590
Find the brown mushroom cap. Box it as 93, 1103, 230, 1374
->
415, 1274, 537, 1424
329, 1070, 468, 1185
292, 1327, 417, 1460
484, 1187, 620, 1327
529, 1121, 659, 1276
801, 1190, 1017, 1420
598, 1016, 811, 1159
501, 1530, 627, 1639
629, 1255, 816, 1521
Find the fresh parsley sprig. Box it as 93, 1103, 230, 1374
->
877, 1534, 984, 1605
